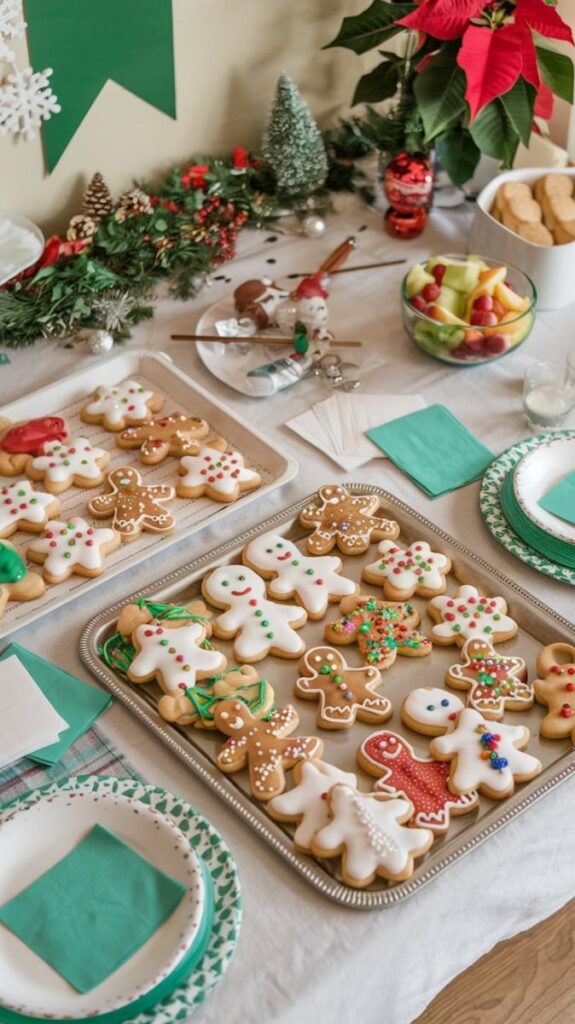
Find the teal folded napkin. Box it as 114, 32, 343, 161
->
366, 404, 494, 497
539, 470, 575, 525
0, 824, 187, 994
0, 643, 111, 765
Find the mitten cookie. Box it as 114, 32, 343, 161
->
213, 699, 323, 800
177, 441, 261, 503
427, 585, 518, 646
26, 517, 121, 583
202, 565, 307, 662
294, 646, 392, 730
299, 484, 399, 555
445, 637, 532, 720
401, 686, 464, 737
268, 759, 358, 852
88, 466, 175, 541
158, 665, 274, 728
362, 539, 450, 601
533, 642, 575, 744
311, 785, 433, 887
0, 416, 69, 476
26, 437, 110, 494
0, 481, 61, 538
242, 530, 356, 619
81, 380, 164, 432
117, 413, 210, 464
0, 541, 45, 615
430, 707, 542, 799
358, 731, 478, 833
128, 619, 226, 694
325, 594, 432, 669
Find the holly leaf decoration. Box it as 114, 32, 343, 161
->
398, 0, 483, 41
500, 77, 536, 147
413, 43, 467, 141
536, 44, 574, 102
469, 99, 520, 167
324, 0, 416, 54
353, 57, 400, 104
435, 127, 480, 185
457, 24, 525, 120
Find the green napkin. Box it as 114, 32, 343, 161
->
366, 404, 494, 498
0, 824, 187, 994
539, 470, 575, 525
0, 643, 111, 765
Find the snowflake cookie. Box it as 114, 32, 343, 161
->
294, 646, 392, 730
88, 466, 175, 541
325, 594, 432, 669
0, 480, 60, 539
117, 412, 210, 464
0, 540, 45, 616
533, 642, 575, 745
177, 441, 261, 503
26, 437, 110, 494
362, 539, 450, 601
26, 517, 121, 583
400, 686, 465, 737
268, 759, 358, 852
427, 584, 518, 646
299, 484, 399, 556
128, 620, 226, 694
81, 379, 164, 432
446, 637, 532, 720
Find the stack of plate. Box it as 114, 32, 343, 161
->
480, 430, 575, 585
0, 776, 241, 1024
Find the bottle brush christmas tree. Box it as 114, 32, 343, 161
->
262, 72, 328, 200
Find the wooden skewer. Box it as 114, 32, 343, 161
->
316, 235, 356, 274
286, 258, 407, 279
171, 333, 362, 348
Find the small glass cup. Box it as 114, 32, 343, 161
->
523, 362, 575, 431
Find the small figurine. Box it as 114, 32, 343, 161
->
292, 272, 332, 341
233, 277, 290, 330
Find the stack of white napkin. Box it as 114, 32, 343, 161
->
0, 655, 68, 769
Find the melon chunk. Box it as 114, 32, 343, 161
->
442, 262, 480, 294
405, 264, 435, 298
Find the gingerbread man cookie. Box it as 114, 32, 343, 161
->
128, 620, 226, 694
26, 437, 110, 494
362, 539, 451, 601
446, 637, 532, 720
0, 541, 45, 616
533, 642, 575, 744
202, 565, 307, 662
177, 442, 261, 503
299, 484, 399, 556
116, 597, 212, 639
325, 594, 432, 669
401, 687, 465, 737
294, 646, 392, 730
213, 699, 323, 800
117, 413, 210, 464
81, 379, 164, 432
427, 585, 518, 646
357, 731, 478, 833
242, 530, 357, 619
268, 759, 358, 852
0, 416, 69, 476
26, 517, 121, 583
88, 466, 176, 541
311, 785, 433, 887
158, 665, 275, 728
0, 481, 61, 539
430, 707, 542, 799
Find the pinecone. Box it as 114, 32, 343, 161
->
66, 214, 98, 242
114, 188, 153, 222
82, 172, 113, 222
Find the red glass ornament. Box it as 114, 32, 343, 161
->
383, 151, 434, 240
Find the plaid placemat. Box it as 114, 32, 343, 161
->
0, 724, 141, 806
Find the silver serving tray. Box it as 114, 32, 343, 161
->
80, 486, 575, 909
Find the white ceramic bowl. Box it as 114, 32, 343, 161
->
472, 167, 575, 311
513, 435, 575, 545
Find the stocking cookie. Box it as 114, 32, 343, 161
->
0, 416, 69, 476
427, 585, 518, 646
325, 594, 432, 669
311, 786, 433, 886
0, 481, 61, 538
0, 541, 45, 615
362, 539, 450, 601
446, 637, 532, 720
202, 565, 307, 662
26, 517, 121, 583
242, 530, 356, 619
213, 699, 323, 800
26, 438, 110, 494
299, 484, 399, 555
358, 732, 478, 833
81, 380, 164, 432
268, 759, 358, 852
430, 707, 542, 799
88, 466, 175, 541
158, 665, 274, 728
177, 442, 261, 503
128, 620, 226, 694
117, 413, 210, 464
533, 642, 575, 744
401, 687, 465, 737
295, 646, 392, 730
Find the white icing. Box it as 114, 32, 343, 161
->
244, 531, 355, 615
179, 446, 259, 498
432, 707, 541, 793
30, 438, 106, 483
85, 380, 154, 425
364, 539, 448, 594
27, 517, 116, 578
403, 687, 464, 731
313, 785, 432, 882
268, 760, 357, 849
0, 481, 54, 531
428, 585, 517, 642
129, 621, 224, 693
204, 565, 305, 659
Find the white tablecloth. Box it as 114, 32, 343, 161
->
2, 195, 575, 1024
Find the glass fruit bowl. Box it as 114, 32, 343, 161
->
401, 254, 536, 365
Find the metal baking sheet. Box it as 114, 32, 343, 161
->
0, 349, 297, 639
79, 485, 575, 909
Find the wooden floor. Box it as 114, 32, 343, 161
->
416, 899, 575, 1024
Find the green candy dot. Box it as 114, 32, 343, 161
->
261, 620, 269, 627
17, 489, 25, 497
358, 623, 371, 635
255, 610, 262, 617
80, 460, 88, 465
67, 539, 75, 546
160, 639, 169, 646
63, 551, 71, 559
334, 674, 343, 684
320, 665, 331, 675
453, 624, 462, 632
305, 568, 313, 576
291, 559, 300, 567
63, 460, 70, 466
266, 632, 274, 639
493, 614, 501, 621
30, 498, 37, 505
484, 626, 492, 633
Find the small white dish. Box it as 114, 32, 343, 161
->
513, 435, 575, 545
0, 212, 44, 286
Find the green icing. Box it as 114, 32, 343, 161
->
0, 544, 26, 583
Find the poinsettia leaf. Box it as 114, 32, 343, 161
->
353, 60, 399, 104
516, 0, 574, 44
435, 127, 480, 185
324, 0, 416, 54
398, 0, 484, 41
536, 44, 574, 102
500, 77, 536, 147
534, 81, 554, 119
413, 43, 467, 142
469, 99, 520, 167
457, 24, 524, 120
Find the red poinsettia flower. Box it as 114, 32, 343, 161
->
232, 145, 249, 169
180, 164, 210, 189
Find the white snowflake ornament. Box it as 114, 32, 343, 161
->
0, 0, 26, 64
0, 66, 60, 141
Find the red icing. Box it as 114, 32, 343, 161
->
0, 417, 68, 455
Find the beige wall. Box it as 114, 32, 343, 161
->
0, 0, 370, 233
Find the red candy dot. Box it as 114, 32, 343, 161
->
176, 655, 184, 663
566, 683, 575, 692
86, 540, 93, 547
249, 599, 257, 606
144, 629, 153, 636
445, 612, 455, 621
